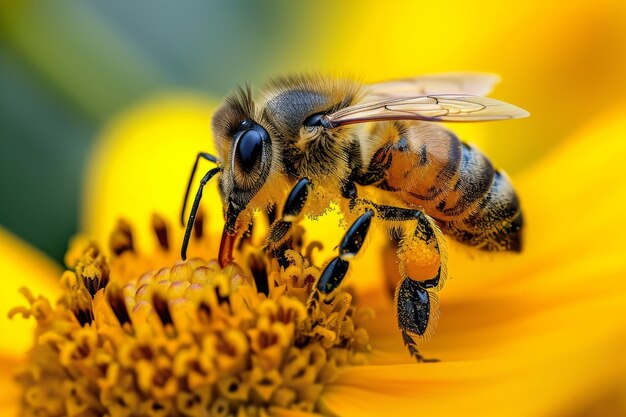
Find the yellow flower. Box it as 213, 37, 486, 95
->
3, 95, 626, 417
9, 216, 372, 416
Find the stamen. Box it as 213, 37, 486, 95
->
74, 307, 94, 326
152, 292, 174, 327
152, 214, 170, 251
247, 252, 269, 296
109, 219, 134, 255
193, 209, 205, 240
106, 284, 131, 327
305, 240, 324, 264
74, 244, 110, 297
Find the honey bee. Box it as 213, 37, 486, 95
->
180, 73, 527, 361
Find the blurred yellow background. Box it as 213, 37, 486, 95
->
1, 0, 625, 263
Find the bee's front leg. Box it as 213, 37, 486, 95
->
180, 152, 220, 226
180, 166, 222, 261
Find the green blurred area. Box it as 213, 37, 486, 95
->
0, 1, 306, 263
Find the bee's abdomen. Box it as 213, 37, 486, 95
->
439, 170, 523, 252
436, 142, 495, 218
371, 121, 522, 252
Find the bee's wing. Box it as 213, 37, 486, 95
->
365, 73, 500, 100
325, 94, 529, 126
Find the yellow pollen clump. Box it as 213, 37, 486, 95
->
9, 215, 373, 417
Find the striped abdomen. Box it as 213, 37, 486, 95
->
368, 121, 523, 252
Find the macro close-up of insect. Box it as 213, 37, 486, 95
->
5, 3, 626, 416
179, 73, 529, 361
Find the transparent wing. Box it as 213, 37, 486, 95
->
325, 94, 529, 126
365, 73, 500, 100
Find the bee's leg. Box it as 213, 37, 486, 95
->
181, 167, 221, 260
181, 152, 220, 226
382, 228, 404, 299
396, 277, 440, 362
266, 178, 311, 263
372, 204, 444, 363
373, 205, 445, 286
316, 209, 374, 293
344, 180, 444, 361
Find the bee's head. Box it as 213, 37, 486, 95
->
211, 76, 362, 235
212, 87, 274, 235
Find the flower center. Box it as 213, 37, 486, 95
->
10, 214, 373, 416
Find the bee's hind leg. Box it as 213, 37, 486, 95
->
316, 202, 441, 362
396, 277, 440, 363
372, 205, 445, 363
344, 180, 445, 362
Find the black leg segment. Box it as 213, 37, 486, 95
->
282, 178, 310, 220
397, 277, 439, 362
317, 257, 349, 294
401, 330, 438, 363
267, 178, 311, 248
181, 152, 219, 226
339, 209, 373, 260
396, 278, 430, 336
181, 167, 221, 260
317, 209, 374, 293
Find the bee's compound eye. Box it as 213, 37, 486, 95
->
303, 113, 331, 128
236, 129, 263, 171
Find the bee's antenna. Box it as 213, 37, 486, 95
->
181, 166, 221, 261
181, 152, 219, 226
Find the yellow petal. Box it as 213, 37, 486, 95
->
269, 407, 321, 417
82, 93, 222, 253
0, 227, 61, 357
324, 292, 626, 417
326, 287, 626, 415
